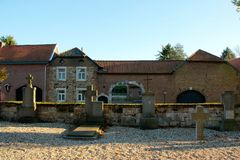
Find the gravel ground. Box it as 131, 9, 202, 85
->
0, 121, 240, 160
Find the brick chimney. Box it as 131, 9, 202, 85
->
0, 41, 5, 48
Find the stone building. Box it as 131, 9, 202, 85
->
46, 48, 240, 103
46, 48, 101, 102
0, 42, 58, 101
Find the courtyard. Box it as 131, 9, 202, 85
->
0, 121, 240, 160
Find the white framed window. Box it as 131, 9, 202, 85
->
76, 67, 87, 81
76, 88, 86, 102
57, 67, 67, 81
56, 88, 66, 102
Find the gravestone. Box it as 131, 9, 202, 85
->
64, 85, 104, 139
85, 85, 104, 124
17, 74, 37, 122
192, 105, 209, 140
220, 91, 238, 131
140, 92, 158, 129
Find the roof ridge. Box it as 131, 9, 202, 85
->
3, 44, 57, 47
95, 60, 185, 62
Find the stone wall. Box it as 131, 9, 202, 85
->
0, 102, 239, 129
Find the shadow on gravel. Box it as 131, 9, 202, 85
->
1, 122, 240, 149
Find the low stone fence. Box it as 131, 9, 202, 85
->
0, 101, 239, 129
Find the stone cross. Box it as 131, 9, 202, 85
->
192, 105, 209, 140
26, 74, 33, 88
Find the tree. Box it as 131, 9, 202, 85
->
156, 43, 187, 60
0, 68, 8, 82
232, 0, 240, 11
0, 35, 17, 46
221, 47, 236, 61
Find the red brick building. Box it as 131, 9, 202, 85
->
0, 42, 58, 101
47, 48, 240, 103
1, 42, 239, 103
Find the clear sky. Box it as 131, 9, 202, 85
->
1, 0, 240, 60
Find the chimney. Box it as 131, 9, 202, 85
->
0, 41, 5, 48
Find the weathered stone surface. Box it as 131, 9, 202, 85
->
192, 105, 209, 140
121, 116, 137, 126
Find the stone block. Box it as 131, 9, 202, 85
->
220, 119, 239, 131
121, 116, 137, 126
140, 117, 158, 129
169, 121, 180, 127
17, 107, 37, 123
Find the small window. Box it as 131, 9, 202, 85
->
76, 88, 86, 102
56, 88, 66, 102
57, 67, 66, 81
76, 67, 87, 81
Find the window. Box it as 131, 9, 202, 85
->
56, 88, 66, 102
76, 67, 87, 81
76, 88, 86, 102
57, 67, 66, 81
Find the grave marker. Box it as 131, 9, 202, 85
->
140, 92, 158, 129
220, 91, 238, 131
192, 105, 209, 140
17, 74, 37, 122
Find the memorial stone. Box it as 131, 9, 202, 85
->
140, 92, 158, 129
192, 105, 209, 140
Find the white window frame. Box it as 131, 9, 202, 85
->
76, 88, 86, 102
56, 88, 66, 102
56, 67, 67, 81
76, 67, 87, 81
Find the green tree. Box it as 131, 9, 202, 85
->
0, 35, 17, 46
156, 43, 187, 60
221, 47, 236, 61
0, 68, 8, 82
232, 0, 240, 11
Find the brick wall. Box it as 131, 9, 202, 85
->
97, 61, 240, 103
0, 64, 47, 101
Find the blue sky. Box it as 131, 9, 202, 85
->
1, 0, 240, 60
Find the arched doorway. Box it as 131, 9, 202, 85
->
16, 85, 43, 102
98, 95, 108, 103
109, 81, 144, 103
176, 90, 206, 103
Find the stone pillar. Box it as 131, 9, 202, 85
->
17, 74, 37, 122
220, 91, 238, 131
140, 92, 158, 129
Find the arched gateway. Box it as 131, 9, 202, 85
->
16, 85, 43, 102
109, 81, 145, 103
177, 90, 206, 103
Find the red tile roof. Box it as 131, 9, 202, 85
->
0, 44, 57, 64
229, 58, 240, 71
188, 49, 223, 62
96, 60, 185, 74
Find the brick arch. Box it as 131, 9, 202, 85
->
16, 85, 43, 102
176, 89, 206, 103
97, 93, 109, 103
108, 81, 145, 103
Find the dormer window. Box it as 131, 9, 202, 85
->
76, 67, 87, 81
57, 67, 66, 81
